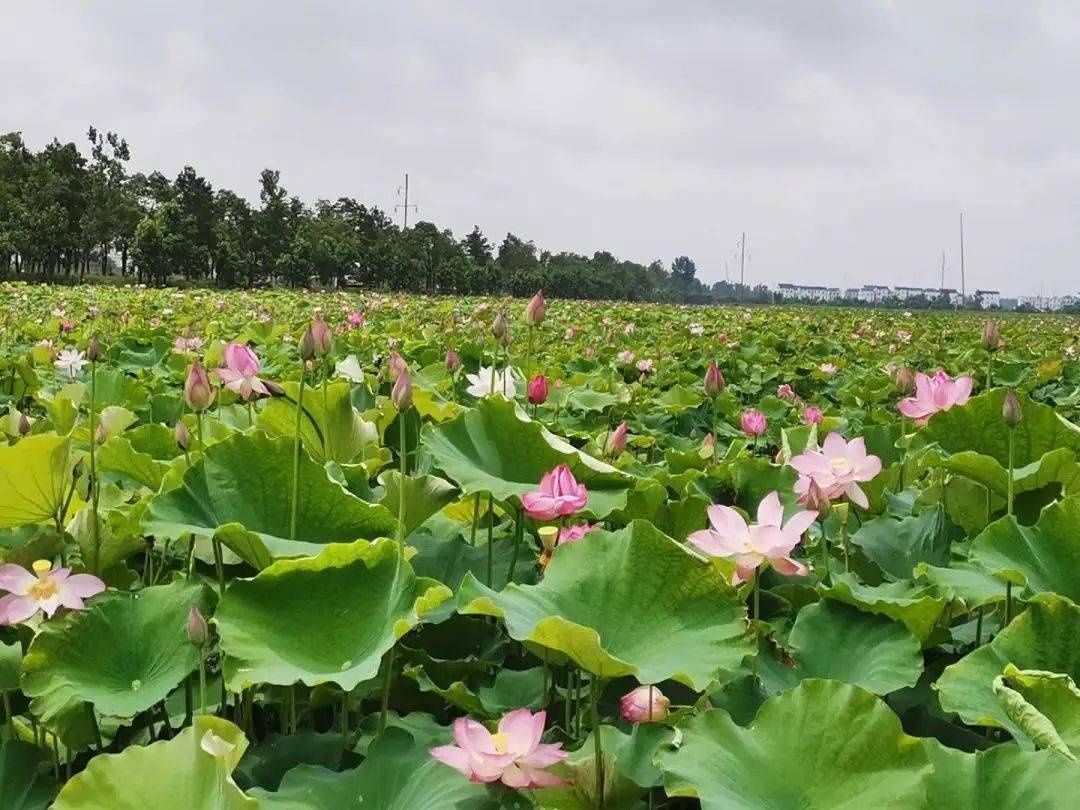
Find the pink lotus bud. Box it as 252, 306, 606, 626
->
620, 685, 670, 724
740, 410, 768, 438
445, 349, 461, 373
298, 326, 317, 361
311, 313, 333, 357
982, 320, 1000, 353
174, 420, 191, 450
702, 432, 714, 453
184, 361, 215, 412
491, 311, 508, 340
605, 421, 628, 456
95, 422, 108, 445
894, 366, 916, 396
524, 290, 546, 326
803, 406, 823, 425
17, 414, 31, 436
186, 606, 209, 648
1002, 389, 1022, 428
387, 351, 407, 381
527, 374, 548, 405
777, 384, 795, 400
391, 369, 413, 411
704, 362, 724, 397
86, 338, 102, 363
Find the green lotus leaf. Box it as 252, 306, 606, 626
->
922, 741, 1080, 808
850, 505, 958, 580
825, 574, 948, 641
257, 381, 376, 464
215, 539, 451, 691
936, 596, 1080, 736
0, 739, 57, 809
51, 716, 255, 809
924, 389, 1080, 467
378, 471, 459, 538
142, 432, 397, 567
760, 600, 922, 695
660, 679, 929, 809
253, 726, 499, 809
21, 581, 211, 724
234, 729, 345, 792
458, 521, 753, 686
914, 562, 1007, 609
0, 434, 73, 529
992, 664, 1080, 757
405, 664, 545, 717
969, 499, 1080, 602
96, 436, 169, 491
0, 640, 22, 692
420, 397, 632, 519
946, 447, 1080, 501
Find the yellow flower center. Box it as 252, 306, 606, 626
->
490, 732, 510, 754
830, 458, 849, 470
28, 560, 57, 600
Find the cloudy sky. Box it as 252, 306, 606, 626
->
6, 2, 1080, 295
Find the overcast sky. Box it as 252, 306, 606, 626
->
6, 2, 1080, 295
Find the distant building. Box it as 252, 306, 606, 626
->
844, 284, 890, 304
974, 289, 1001, 308
776, 283, 841, 302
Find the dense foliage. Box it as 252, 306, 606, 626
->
0, 130, 776, 304
2, 281, 1080, 807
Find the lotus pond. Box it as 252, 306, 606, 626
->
2, 281, 1080, 808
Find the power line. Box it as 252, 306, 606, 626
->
394, 173, 418, 229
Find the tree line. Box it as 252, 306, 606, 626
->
0, 128, 774, 304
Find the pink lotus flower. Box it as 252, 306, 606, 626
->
704, 363, 724, 397
616, 350, 635, 365
688, 491, 816, 584
636, 359, 655, 375
184, 360, 215, 411
803, 406, 823, 425
527, 375, 548, 405
0, 560, 105, 624
620, 685, 671, 724
524, 290, 546, 326
819, 363, 838, 375
557, 523, 599, 545
217, 343, 269, 401
777, 384, 795, 400
445, 349, 461, 373
897, 370, 974, 424
604, 421, 628, 456
346, 309, 365, 328
430, 709, 567, 788
387, 350, 408, 381
790, 433, 882, 509
741, 410, 768, 437
522, 464, 588, 521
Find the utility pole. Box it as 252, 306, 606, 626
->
940, 251, 945, 290
959, 212, 966, 307
738, 232, 746, 300
395, 173, 417, 229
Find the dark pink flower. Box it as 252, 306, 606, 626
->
522, 465, 588, 521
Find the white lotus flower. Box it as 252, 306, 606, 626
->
335, 354, 365, 383
465, 366, 517, 399
54, 349, 89, 380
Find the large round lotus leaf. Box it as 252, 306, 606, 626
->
936, 596, 1080, 736
946, 447, 1080, 502
142, 431, 397, 567
924, 389, 1080, 467
0, 739, 57, 809
824, 574, 948, 642
21, 581, 210, 723
215, 539, 451, 690
992, 665, 1080, 757
253, 727, 499, 809
257, 381, 376, 464
52, 716, 255, 809
458, 521, 753, 687
969, 499, 1080, 603
660, 679, 929, 809
922, 741, 1080, 808
420, 397, 632, 518
850, 505, 957, 581
377, 471, 459, 538
0, 434, 73, 529
760, 600, 922, 695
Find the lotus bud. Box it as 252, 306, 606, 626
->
524, 290, 546, 326
186, 606, 209, 648
391, 369, 413, 411
982, 320, 1000, 353
86, 338, 102, 363
174, 420, 191, 450
264, 380, 286, 397
387, 351, 407, 381
803, 406, 823, 425
740, 410, 768, 438
17, 413, 31, 436
1002, 389, 1022, 428
311, 313, 333, 357
620, 685, 670, 724
72, 458, 85, 480
604, 421, 629, 456
445, 349, 461, 374
704, 362, 724, 397
491, 311, 508, 340
184, 361, 214, 412
95, 422, 108, 445
538, 525, 559, 554
894, 366, 916, 396
298, 326, 317, 361
702, 432, 715, 454
527, 374, 548, 405
804, 478, 831, 519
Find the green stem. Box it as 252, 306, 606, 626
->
590, 677, 604, 809
1005, 582, 1013, 625
378, 646, 396, 734
88, 361, 101, 574
1006, 429, 1015, 517
563, 668, 572, 735
3, 691, 13, 740
340, 691, 349, 750
986, 355, 993, 391
397, 415, 408, 552
752, 573, 760, 620
198, 649, 207, 717
818, 526, 830, 586
486, 494, 494, 587
212, 536, 225, 593
507, 507, 523, 586
469, 493, 480, 547
975, 606, 984, 647
321, 374, 329, 456
289, 369, 306, 542
841, 523, 850, 573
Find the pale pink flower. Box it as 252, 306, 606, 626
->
636, 359, 654, 375
616, 350, 635, 365
173, 334, 204, 354
777, 384, 796, 400
803, 406, 823, 425
741, 410, 768, 437
620, 686, 670, 724
0, 560, 105, 624
522, 464, 588, 521
557, 524, 599, 545
687, 491, 816, 584
604, 421, 628, 456
430, 709, 567, 788
897, 370, 974, 424
346, 310, 365, 328
819, 363, 838, 375
217, 343, 269, 400
790, 433, 882, 509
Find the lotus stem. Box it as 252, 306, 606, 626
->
975, 606, 984, 646
486, 493, 494, 587
88, 359, 101, 574
3, 691, 13, 740
378, 646, 396, 734
752, 572, 760, 620
590, 677, 605, 808
289, 368, 306, 543
563, 668, 572, 735
1006, 428, 1014, 517
469, 493, 480, 546
212, 535, 225, 592
507, 506, 523, 586
340, 692, 349, 750
1005, 582, 1013, 625
397, 416, 407, 552
321, 374, 329, 456
198, 648, 207, 717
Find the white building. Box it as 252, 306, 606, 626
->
974, 289, 1001, 308
777, 283, 841, 302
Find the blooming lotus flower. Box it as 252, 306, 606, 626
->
819, 363, 838, 375
0, 560, 105, 624
465, 366, 517, 399
346, 309, 365, 328
524, 290, 546, 326
790, 432, 882, 509
430, 708, 567, 788
522, 464, 588, 520
777, 384, 795, 400
217, 343, 269, 401
173, 334, 204, 354
636, 359, 655, 375
803, 406, 823, 425
604, 421, 628, 456
557, 523, 599, 545
616, 350, 635, 365
687, 491, 816, 584
897, 370, 974, 424
620, 686, 670, 724
527, 375, 548, 405
741, 410, 767, 438
54, 348, 88, 380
